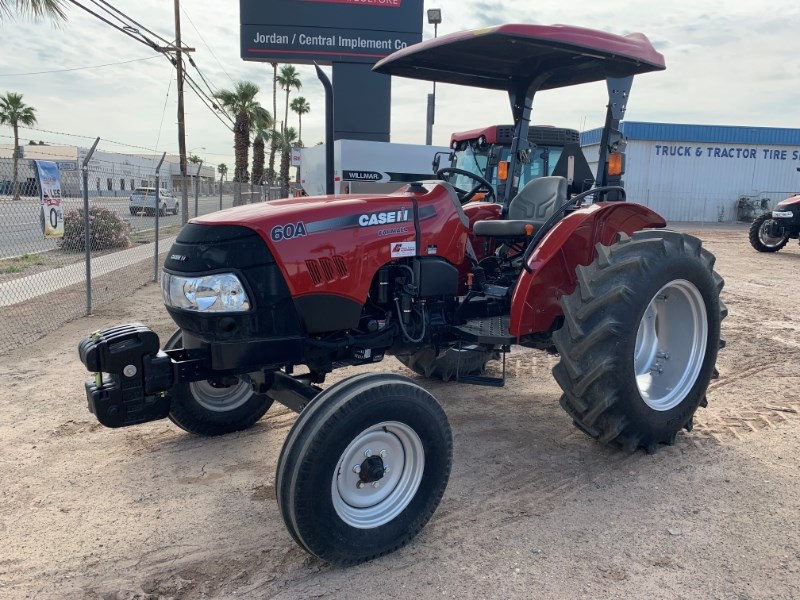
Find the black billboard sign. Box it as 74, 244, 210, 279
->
240, 0, 423, 64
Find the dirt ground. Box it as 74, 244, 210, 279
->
1, 226, 799, 600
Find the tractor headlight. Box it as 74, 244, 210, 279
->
161, 272, 251, 312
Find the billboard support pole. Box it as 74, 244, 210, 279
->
315, 63, 335, 195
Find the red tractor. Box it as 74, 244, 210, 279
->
78, 24, 726, 565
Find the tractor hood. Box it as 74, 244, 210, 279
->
191, 190, 419, 243
776, 194, 800, 208
184, 182, 470, 309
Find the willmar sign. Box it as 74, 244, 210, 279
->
240, 0, 422, 65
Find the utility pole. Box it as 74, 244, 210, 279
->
173, 0, 189, 225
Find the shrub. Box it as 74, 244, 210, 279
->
60, 206, 131, 252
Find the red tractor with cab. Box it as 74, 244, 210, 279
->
78, 23, 726, 565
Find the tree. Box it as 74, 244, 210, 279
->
275, 126, 298, 196
0, 91, 38, 201
276, 65, 301, 137
268, 62, 279, 186
213, 82, 271, 203
188, 154, 202, 164
290, 96, 310, 146
0, 0, 67, 22
249, 111, 271, 188
217, 163, 228, 181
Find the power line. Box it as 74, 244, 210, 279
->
154, 69, 174, 151
91, 0, 174, 47
66, 0, 161, 51
180, 5, 236, 86
0, 55, 161, 77
67, 0, 232, 134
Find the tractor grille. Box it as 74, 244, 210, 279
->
306, 256, 349, 286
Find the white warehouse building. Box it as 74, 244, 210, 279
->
581, 122, 800, 223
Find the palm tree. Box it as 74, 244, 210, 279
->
217, 163, 228, 181
275, 126, 298, 197
290, 96, 310, 145
213, 82, 270, 203
0, 92, 38, 201
0, 0, 67, 21
268, 62, 279, 186
251, 109, 272, 187
276, 65, 301, 137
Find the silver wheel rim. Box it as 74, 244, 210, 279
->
332, 421, 425, 529
634, 279, 708, 411
759, 219, 786, 247
189, 379, 253, 412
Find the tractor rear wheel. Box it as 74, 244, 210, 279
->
749, 213, 789, 252
552, 230, 727, 453
395, 345, 497, 382
276, 373, 452, 565
164, 330, 273, 436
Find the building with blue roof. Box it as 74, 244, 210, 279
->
581, 122, 800, 222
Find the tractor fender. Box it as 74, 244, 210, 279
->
509, 202, 666, 338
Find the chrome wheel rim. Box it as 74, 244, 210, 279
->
332, 421, 425, 529
634, 279, 708, 411
188, 379, 252, 412
759, 220, 786, 248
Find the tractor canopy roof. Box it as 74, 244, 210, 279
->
373, 23, 665, 91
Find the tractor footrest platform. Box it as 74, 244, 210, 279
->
452, 315, 514, 345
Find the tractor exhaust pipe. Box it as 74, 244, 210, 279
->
315, 63, 335, 195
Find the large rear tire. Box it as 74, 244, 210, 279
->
276, 373, 452, 565
164, 330, 273, 436
552, 230, 727, 453
395, 345, 497, 382
749, 213, 789, 252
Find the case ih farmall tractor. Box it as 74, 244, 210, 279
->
749, 191, 800, 252
78, 24, 726, 565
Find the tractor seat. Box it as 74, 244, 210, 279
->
473, 176, 567, 238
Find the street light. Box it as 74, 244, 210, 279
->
425, 9, 442, 145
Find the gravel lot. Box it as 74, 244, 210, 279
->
1, 225, 798, 599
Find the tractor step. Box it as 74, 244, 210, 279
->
455, 342, 508, 387
456, 373, 505, 387
452, 315, 514, 345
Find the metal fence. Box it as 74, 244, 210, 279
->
0, 150, 282, 355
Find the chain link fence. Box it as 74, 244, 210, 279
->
0, 149, 281, 355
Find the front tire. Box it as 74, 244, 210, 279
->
395, 345, 497, 382
164, 330, 273, 436
749, 213, 789, 252
276, 373, 452, 565
552, 230, 727, 453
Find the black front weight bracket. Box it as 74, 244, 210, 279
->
78, 323, 205, 428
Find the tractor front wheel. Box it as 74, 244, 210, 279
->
276, 373, 452, 565
552, 230, 726, 453
164, 330, 273, 436
749, 213, 789, 252
395, 345, 498, 382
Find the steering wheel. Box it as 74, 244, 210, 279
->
435, 167, 496, 204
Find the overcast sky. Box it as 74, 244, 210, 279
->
2, 0, 799, 170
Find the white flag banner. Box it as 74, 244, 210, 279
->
34, 160, 64, 239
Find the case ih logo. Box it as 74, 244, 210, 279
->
299, 0, 402, 6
